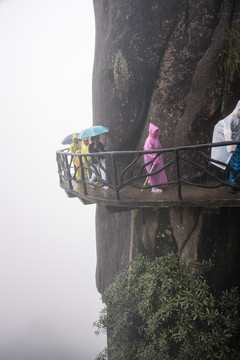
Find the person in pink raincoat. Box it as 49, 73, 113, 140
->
144, 122, 168, 193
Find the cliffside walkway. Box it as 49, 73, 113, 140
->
56, 141, 240, 211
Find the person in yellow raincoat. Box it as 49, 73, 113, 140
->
70, 133, 82, 153
73, 138, 91, 180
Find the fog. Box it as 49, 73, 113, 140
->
0, 0, 106, 359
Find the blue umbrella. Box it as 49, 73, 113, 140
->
77, 125, 109, 140
61, 133, 79, 145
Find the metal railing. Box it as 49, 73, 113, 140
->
56, 141, 240, 201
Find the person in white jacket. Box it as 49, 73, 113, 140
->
211, 101, 240, 193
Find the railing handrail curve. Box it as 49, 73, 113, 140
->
56, 140, 240, 202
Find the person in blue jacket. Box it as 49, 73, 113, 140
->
211, 101, 240, 193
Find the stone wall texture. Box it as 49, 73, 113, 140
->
92, 0, 240, 294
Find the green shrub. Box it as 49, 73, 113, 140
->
94, 252, 240, 360
221, 25, 240, 78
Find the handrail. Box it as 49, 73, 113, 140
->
56, 141, 240, 201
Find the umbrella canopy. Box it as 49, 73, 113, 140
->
77, 125, 109, 140
61, 133, 80, 145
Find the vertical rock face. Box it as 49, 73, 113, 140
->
92, 0, 240, 294
96, 207, 240, 294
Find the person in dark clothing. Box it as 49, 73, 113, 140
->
89, 136, 108, 189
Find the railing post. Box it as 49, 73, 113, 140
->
56, 153, 63, 185
79, 155, 88, 196
110, 153, 120, 200
174, 149, 182, 201
67, 156, 73, 191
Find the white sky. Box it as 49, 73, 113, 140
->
0, 0, 106, 359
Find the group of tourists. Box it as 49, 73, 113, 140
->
69, 100, 240, 195
70, 134, 108, 190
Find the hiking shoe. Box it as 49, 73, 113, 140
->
151, 187, 163, 193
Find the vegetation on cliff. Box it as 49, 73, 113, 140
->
95, 252, 240, 360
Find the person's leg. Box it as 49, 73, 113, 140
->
227, 146, 240, 193
89, 163, 99, 183
99, 158, 106, 181
99, 158, 108, 189
150, 165, 164, 193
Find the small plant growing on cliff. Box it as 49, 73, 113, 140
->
221, 24, 240, 78
94, 252, 240, 360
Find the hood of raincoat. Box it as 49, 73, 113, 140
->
149, 122, 160, 137
226, 101, 240, 141
233, 100, 240, 112
232, 101, 240, 118
72, 133, 78, 142
81, 141, 89, 154
144, 122, 162, 152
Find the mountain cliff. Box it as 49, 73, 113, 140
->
92, 0, 240, 294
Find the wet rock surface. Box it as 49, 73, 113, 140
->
92, 0, 240, 294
